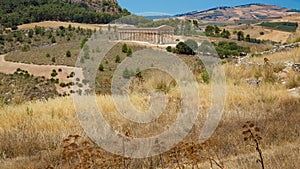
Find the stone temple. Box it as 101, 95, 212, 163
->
118, 25, 175, 44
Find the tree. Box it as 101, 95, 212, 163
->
214, 25, 221, 34
115, 55, 121, 63
245, 34, 251, 42
205, 25, 215, 36
122, 43, 128, 53
81, 37, 88, 48
176, 42, 195, 55
237, 31, 244, 41
66, 50, 71, 57
127, 48, 132, 57
51, 36, 56, 43
166, 46, 172, 52
28, 29, 34, 38
98, 64, 104, 71
221, 29, 231, 39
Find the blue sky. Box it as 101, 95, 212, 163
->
118, 0, 300, 15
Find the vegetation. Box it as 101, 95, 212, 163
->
258, 22, 298, 32
205, 25, 231, 38
98, 64, 104, 71
214, 41, 250, 58
0, 0, 130, 29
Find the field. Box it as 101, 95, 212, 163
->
0, 18, 300, 168
258, 22, 298, 32
0, 40, 300, 168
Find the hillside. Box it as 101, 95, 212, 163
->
0, 0, 130, 29
175, 3, 300, 23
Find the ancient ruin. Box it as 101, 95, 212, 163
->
118, 25, 175, 44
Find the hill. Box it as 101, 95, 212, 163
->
175, 3, 300, 23
0, 0, 130, 29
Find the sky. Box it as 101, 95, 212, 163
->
118, 0, 300, 15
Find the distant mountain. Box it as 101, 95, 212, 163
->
0, 0, 130, 29
175, 3, 300, 22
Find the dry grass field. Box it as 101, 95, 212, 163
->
0, 44, 299, 168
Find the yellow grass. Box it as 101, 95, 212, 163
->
0, 47, 300, 168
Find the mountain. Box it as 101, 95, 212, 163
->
0, 0, 130, 29
175, 3, 300, 23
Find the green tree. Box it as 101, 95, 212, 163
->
81, 37, 88, 48
52, 57, 56, 63
221, 29, 231, 39
245, 34, 251, 42
51, 36, 56, 43
176, 42, 195, 55
166, 46, 172, 52
66, 50, 71, 57
214, 25, 221, 34
237, 31, 244, 41
205, 25, 215, 36
127, 48, 132, 56
115, 55, 121, 63
98, 64, 104, 71
28, 29, 34, 38
122, 43, 128, 53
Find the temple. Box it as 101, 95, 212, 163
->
118, 25, 175, 44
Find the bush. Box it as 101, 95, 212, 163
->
46, 53, 50, 57
122, 43, 128, 53
66, 50, 71, 57
51, 36, 56, 43
127, 48, 132, 57
98, 64, 104, 71
21, 44, 30, 52
166, 46, 172, 52
51, 57, 56, 63
175, 42, 195, 55
60, 82, 66, 88
115, 55, 121, 63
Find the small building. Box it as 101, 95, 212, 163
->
118, 25, 175, 44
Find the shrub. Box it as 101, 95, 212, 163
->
176, 42, 195, 55
115, 55, 121, 63
122, 43, 128, 53
51, 57, 56, 63
21, 44, 30, 52
127, 48, 132, 57
166, 46, 172, 52
66, 50, 71, 57
60, 82, 66, 87
46, 53, 50, 57
51, 36, 56, 43
98, 64, 104, 71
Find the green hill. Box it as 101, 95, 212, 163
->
0, 0, 130, 29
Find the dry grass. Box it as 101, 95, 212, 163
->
0, 46, 300, 168
248, 46, 300, 63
